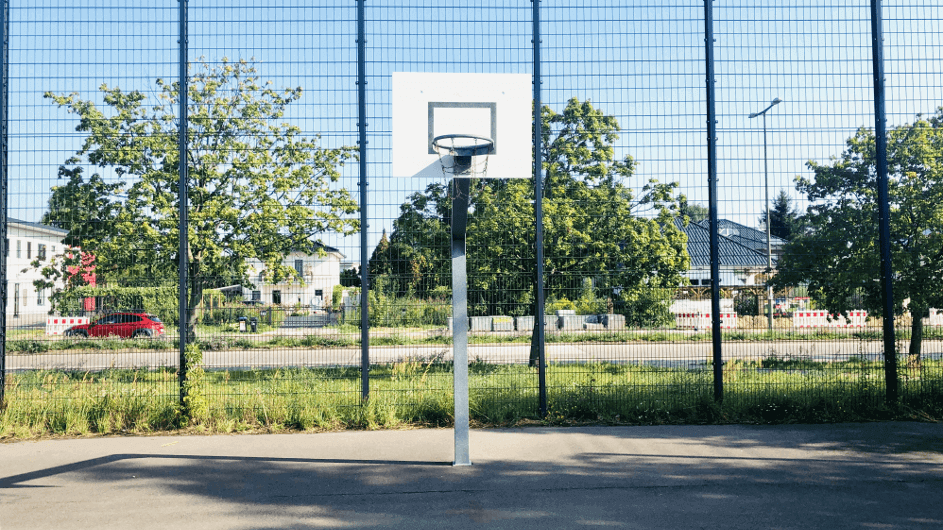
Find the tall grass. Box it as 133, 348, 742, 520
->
2, 358, 940, 439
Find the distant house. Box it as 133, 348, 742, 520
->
675, 219, 771, 287
242, 244, 345, 309
5, 218, 69, 321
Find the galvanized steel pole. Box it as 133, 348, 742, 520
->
177, 0, 189, 406
356, 0, 370, 401
704, 0, 723, 402
869, 0, 898, 403
533, 0, 547, 418
451, 177, 471, 466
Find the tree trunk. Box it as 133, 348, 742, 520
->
186, 278, 203, 343
908, 308, 923, 366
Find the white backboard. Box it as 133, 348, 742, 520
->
392, 72, 533, 179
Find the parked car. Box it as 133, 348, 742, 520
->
64, 312, 166, 339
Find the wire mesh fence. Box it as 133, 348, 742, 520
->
1, 1, 941, 434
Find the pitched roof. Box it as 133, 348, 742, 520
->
696, 218, 785, 254
6, 217, 70, 236
675, 219, 768, 268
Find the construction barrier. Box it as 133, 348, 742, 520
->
45, 316, 89, 335
675, 312, 737, 330
830, 310, 868, 328
793, 310, 830, 328
794, 310, 868, 328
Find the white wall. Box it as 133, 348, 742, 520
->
243, 250, 343, 308
6, 221, 69, 324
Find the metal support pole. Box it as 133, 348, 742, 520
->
0, 0, 9, 409
763, 114, 774, 331
869, 0, 898, 403
177, 0, 189, 406
704, 0, 723, 402
451, 177, 471, 466
532, 0, 547, 418
356, 0, 370, 401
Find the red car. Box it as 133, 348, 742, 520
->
65, 312, 165, 339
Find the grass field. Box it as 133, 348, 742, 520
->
2, 357, 941, 440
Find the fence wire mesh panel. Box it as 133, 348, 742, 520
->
186, 1, 363, 426
2, 1, 942, 436
883, 1, 943, 407
364, 0, 537, 426
539, 2, 712, 422
2, 1, 182, 432
713, 2, 887, 415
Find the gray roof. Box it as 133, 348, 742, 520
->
7, 217, 70, 236
696, 219, 785, 254
676, 219, 768, 269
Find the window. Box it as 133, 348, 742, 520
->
272, 290, 282, 305
38, 244, 47, 261
22, 289, 27, 307
37, 288, 44, 306
251, 290, 261, 301
315, 289, 323, 298
701, 279, 712, 287
27, 242, 31, 259
4, 238, 7, 257
16, 240, 21, 258
294, 260, 304, 279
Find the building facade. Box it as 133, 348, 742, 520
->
5, 218, 70, 323
242, 245, 344, 309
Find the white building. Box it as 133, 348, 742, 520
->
242, 244, 344, 309
6, 218, 70, 323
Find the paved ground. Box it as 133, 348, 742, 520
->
2, 422, 942, 529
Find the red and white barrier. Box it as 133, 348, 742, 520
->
45, 316, 89, 335
675, 312, 737, 330
794, 310, 867, 328
793, 310, 830, 328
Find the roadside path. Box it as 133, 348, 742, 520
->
7, 339, 942, 372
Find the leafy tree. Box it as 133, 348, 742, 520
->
372, 98, 689, 364
678, 195, 709, 223
759, 190, 806, 241
42, 169, 123, 252
45, 58, 359, 332
772, 109, 943, 361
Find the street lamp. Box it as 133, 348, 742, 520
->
749, 97, 783, 331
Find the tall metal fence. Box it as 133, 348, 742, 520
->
2, 1, 941, 428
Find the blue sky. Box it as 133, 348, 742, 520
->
6, 1, 942, 265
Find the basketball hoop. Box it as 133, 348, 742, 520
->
431, 134, 494, 178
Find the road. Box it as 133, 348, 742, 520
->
6, 339, 942, 372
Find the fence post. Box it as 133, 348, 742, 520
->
532, 0, 547, 418
177, 0, 190, 407
0, 0, 8, 409
869, 0, 898, 403
356, 0, 370, 401
703, 0, 723, 402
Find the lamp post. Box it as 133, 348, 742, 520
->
749, 97, 782, 331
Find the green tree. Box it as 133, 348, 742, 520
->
376, 98, 689, 365
678, 195, 709, 223
759, 190, 805, 241
46, 58, 359, 332
772, 109, 943, 361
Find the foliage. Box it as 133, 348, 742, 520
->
42, 171, 123, 259
368, 98, 689, 325
339, 266, 361, 287
332, 284, 345, 309
45, 58, 359, 333
26, 248, 98, 315
182, 344, 208, 424
772, 108, 943, 360
59, 285, 178, 323
759, 190, 806, 241
677, 195, 709, 223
